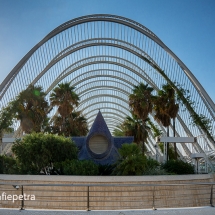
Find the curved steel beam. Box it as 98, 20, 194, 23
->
88, 118, 124, 128
73, 80, 133, 96
0, 14, 213, 165
80, 96, 193, 152
80, 99, 202, 161
71, 70, 139, 91
78, 100, 129, 113
53, 38, 157, 66
80, 101, 130, 115
87, 111, 126, 124
1, 14, 214, 113
78, 95, 129, 127
70, 69, 139, 86
46, 55, 158, 95
78, 94, 128, 107
105, 126, 122, 132
0, 14, 157, 97
73, 77, 207, 154
79, 86, 130, 101
96, 118, 124, 126
31, 38, 159, 86
85, 109, 128, 122
47, 57, 208, 157
49, 58, 199, 147
31, 42, 213, 123
88, 115, 124, 126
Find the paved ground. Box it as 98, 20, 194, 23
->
0, 207, 215, 215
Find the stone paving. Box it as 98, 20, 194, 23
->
0, 207, 215, 215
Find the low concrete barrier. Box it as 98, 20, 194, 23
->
0, 174, 214, 210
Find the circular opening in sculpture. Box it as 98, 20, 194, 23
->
89, 135, 108, 154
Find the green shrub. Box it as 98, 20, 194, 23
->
143, 167, 169, 175
12, 133, 78, 174
0, 155, 20, 174
145, 157, 160, 171
162, 159, 194, 175
59, 159, 99, 175
143, 158, 170, 175
112, 143, 148, 175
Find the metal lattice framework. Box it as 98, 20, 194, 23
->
0, 14, 215, 169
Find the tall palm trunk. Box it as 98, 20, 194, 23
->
142, 119, 145, 155
167, 126, 169, 161
173, 118, 177, 159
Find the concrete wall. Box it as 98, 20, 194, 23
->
0, 174, 214, 210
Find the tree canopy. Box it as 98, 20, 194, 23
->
11, 85, 49, 133
50, 82, 80, 135
12, 133, 78, 174
129, 83, 154, 154
0, 82, 88, 137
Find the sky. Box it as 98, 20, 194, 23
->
0, 0, 215, 102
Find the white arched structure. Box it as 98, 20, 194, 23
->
0, 14, 214, 170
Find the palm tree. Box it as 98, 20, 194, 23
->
50, 115, 63, 135
11, 85, 48, 133
147, 119, 162, 138
114, 113, 151, 152
69, 111, 88, 136
114, 114, 145, 145
123, 115, 143, 145
50, 82, 79, 135
162, 84, 179, 159
112, 143, 148, 175
129, 83, 154, 154
153, 84, 179, 160
50, 111, 88, 137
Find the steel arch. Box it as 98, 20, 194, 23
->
49, 57, 207, 154
1, 14, 214, 169
1, 14, 214, 112
80, 101, 130, 114
30, 38, 159, 86
45, 56, 157, 94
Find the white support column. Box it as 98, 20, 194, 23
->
205, 159, 208, 173
191, 153, 205, 174
163, 142, 167, 163
154, 143, 159, 162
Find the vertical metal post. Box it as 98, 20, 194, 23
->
196, 159, 199, 174
152, 186, 157, 210
20, 185, 24, 210
155, 144, 158, 161
86, 186, 90, 211
163, 142, 167, 163
205, 160, 208, 174
210, 184, 214, 207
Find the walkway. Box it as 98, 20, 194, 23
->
0, 207, 215, 215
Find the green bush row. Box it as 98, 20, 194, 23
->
0, 134, 195, 175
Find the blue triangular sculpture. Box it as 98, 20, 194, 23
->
72, 110, 133, 165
